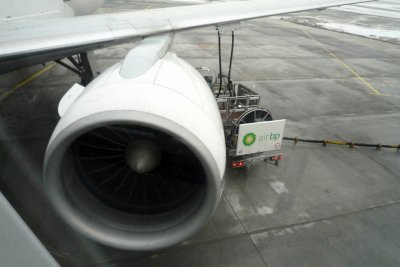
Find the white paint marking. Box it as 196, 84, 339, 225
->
257, 206, 274, 215
293, 222, 316, 230
272, 228, 294, 236
298, 212, 311, 219
270, 181, 288, 194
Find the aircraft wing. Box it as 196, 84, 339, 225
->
0, 0, 372, 73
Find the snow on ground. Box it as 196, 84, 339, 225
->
279, 0, 400, 44
317, 22, 400, 42
331, 1, 400, 19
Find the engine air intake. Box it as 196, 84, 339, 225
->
72, 124, 206, 215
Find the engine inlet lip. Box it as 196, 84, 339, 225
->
44, 110, 222, 250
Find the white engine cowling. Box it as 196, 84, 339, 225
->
44, 38, 226, 250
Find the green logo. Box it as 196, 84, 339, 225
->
243, 132, 256, 147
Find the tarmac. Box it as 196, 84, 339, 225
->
0, 1, 400, 266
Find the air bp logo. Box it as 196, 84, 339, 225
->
243, 132, 256, 147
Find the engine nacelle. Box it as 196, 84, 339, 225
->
65, 0, 105, 16
44, 39, 226, 250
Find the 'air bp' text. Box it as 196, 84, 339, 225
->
259, 132, 281, 142
236, 119, 286, 156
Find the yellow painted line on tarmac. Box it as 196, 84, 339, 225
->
303, 30, 384, 96
0, 63, 56, 102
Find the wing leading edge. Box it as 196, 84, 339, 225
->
0, 0, 373, 73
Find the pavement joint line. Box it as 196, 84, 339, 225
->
247, 200, 400, 237
0, 63, 56, 102
173, 200, 400, 251
121, 200, 400, 265
223, 193, 269, 267
302, 30, 384, 96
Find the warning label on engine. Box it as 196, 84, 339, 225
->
236, 120, 286, 156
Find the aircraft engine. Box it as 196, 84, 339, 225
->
44, 37, 226, 250
65, 0, 105, 15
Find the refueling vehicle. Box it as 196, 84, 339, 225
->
197, 67, 285, 169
